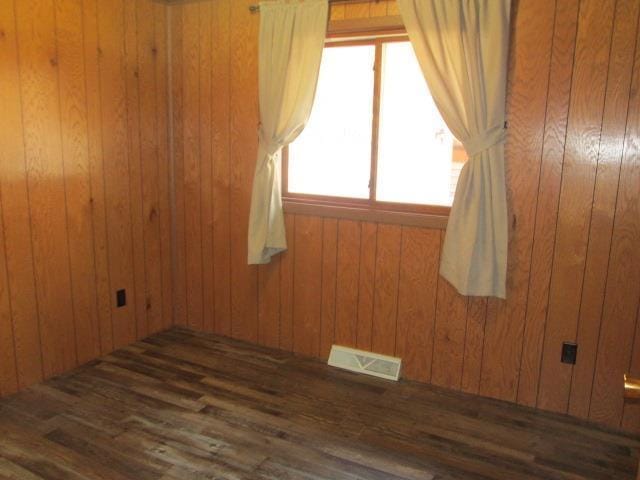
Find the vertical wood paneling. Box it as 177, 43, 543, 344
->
570, 0, 640, 419
137, 0, 163, 335
154, 2, 173, 331
395, 228, 439, 383
329, 5, 345, 21
229, 0, 258, 343
0, 0, 170, 397
369, 0, 388, 18
0, 0, 44, 388
386, 1, 399, 16
480, 0, 555, 403
461, 298, 488, 395
293, 216, 323, 357
211, 0, 231, 337
279, 214, 295, 350
156, 0, 640, 435
538, 0, 617, 413
589, 23, 640, 427
258, 260, 280, 349
371, 224, 401, 356
356, 222, 377, 351
182, 2, 203, 331
123, 0, 148, 340
335, 220, 361, 348
0, 188, 17, 395
344, 2, 370, 19
16, 0, 77, 377
171, 4, 186, 326
97, 0, 137, 348
517, 0, 580, 408
55, 0, 100, 363
199, 0, 214, 333
83, 0, 113, 354
320, 218, 338, 359
432, 256, 468, 390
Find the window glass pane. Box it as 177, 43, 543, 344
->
376, 41, 467, 206
288, 44, 375, 199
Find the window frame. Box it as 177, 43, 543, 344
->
282, 33, 453, 229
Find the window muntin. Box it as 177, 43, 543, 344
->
285, 37, 467, 214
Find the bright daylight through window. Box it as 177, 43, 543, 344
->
287, 39, 467, 210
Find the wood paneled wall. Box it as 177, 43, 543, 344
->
0, 0, 173, 397
1, 0, 638, 436
170, 0, 640, 432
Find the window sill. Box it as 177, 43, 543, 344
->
282, 198, 449, 230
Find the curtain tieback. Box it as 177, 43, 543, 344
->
258, 130, 283, 165
463, 123, 507, 158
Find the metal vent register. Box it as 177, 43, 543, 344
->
328, 345, 401, 381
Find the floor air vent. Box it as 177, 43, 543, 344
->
328, 345, 401, 381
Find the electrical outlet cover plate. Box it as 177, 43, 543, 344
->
561, 342, 578, 365
116, 289, 127, 308
328, 345, 402, 381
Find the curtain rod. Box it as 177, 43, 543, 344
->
249, 0, 381, 13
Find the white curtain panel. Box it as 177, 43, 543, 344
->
398, 0, 511, 298
247, 0, 329, 264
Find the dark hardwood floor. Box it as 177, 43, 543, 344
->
0, 327, 638, 479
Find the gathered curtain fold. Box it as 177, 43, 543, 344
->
397, 0, 511, 298
247, 0, 329, 265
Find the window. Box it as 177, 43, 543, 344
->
284, 37, 468, 219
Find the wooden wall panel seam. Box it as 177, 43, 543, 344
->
589, 4, 640, 425
532, 0, 587, 411
52, 0, 81, 369
357, 222, 377, 352
199, 0, 215, 333
332, 221, 338, 345
81, 0, 107, 357
621, 2, 640, 383
571, 0, 640, 420
290, 217, 298, 351
156, 2, 173, 330
429, 231, 443, 384
460, 298, 471, 388
353, 222, 362, 347
123, 0, 147, 340
93, 0, 117, 352
196, 0, 204, 332
538, 0, 618, 413
392, 226, 404, 357
318, 219, 325, 356
517, 0, 580, 409
133, 0, 150, 339
569, 0, 622, 382
513, 0, 561, 406
153, 2, 165, 332
167, 5, 177, 327
0, 190, 19, 394
171, 3, 187, 327
226, 0, 233, 337
480, 0, 555, 403
13, 0, 49, 384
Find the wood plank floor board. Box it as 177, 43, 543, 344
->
0, 327, 638, 480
